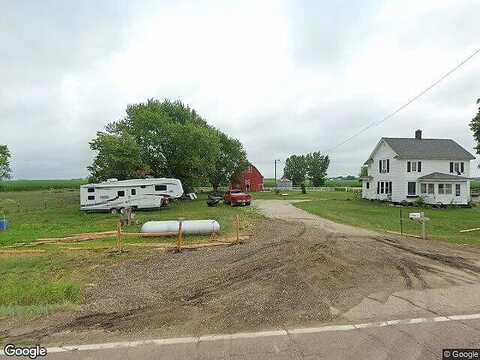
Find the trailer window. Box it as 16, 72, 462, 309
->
140, 185, 146, 188
131, 189, 136, 195
155, 185, 167, 191
118, 190, 125, 197
87, 188, 95, 192
88, 195, 95, 200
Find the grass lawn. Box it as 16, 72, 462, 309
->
256, 190, 480, 245
0, 179, 87, 192
0, 189, 262, 317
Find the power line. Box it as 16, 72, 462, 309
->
325, 47, 480, 154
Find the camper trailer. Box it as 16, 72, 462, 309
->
80, 178, 183, 213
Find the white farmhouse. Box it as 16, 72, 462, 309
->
361, 130, 475, 205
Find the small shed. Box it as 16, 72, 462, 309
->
277, 177, 293, 189
231, 165, 264, 192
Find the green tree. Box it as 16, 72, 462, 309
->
0, 145, 12, 180
283, 154, 308, 185
470, 98, 480, 159
209, 132, 249, 191
306, 151, 330, 186
87, 132, 149, 182
89, 99, 245, 192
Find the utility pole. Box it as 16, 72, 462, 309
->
274, 159, 281, 188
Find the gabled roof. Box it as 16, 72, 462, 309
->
382, 138, 475, 160
417, 172, 469, 181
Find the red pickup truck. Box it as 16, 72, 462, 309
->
224, 189, 251, 206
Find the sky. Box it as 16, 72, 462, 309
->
1, 0, 480, 179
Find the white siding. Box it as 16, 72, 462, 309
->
362, 140, 472, 205
362, 140, 404, 202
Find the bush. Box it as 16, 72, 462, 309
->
414, 196, 427, 208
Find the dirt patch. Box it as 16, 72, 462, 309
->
2, 216, 480, 345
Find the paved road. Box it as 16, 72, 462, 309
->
8, 316, 480, 359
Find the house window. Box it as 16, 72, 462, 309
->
407, 161, 421, 173
421, 184, 427, 194
87, 188, 95, 193
407, 182, 416, 196
379, 159, 390, 173
438, 184, 445, 195
428, 184, 434, 194
131, 189, 136, 196
455, 184, 461, 196
366, 182, 370, 189
118, 190, 125, 197
445, 184, 452, 195
450, 162, 465, 174
88, 195, 95, 200
155, 185, 167, 191
380, 182, 385, 194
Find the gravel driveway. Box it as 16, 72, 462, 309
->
3, 200, 480, 346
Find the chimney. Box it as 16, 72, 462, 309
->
415, 129, 422, 140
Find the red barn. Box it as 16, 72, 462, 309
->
231, 165, 264, 192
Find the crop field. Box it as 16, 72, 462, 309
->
0, 189, 262, 317
0, 179, 87, 192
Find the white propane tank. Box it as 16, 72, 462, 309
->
141, 220, 220, 235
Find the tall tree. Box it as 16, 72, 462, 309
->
470, 98, 480, 161
0, 145, 12, 180
88, 132, 149, 182
283, 154, 308, 185
306, 152, 330, 186
88, 99, 246, 191
209, 132, 249, 191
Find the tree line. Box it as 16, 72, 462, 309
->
88, 99, 249, 191
283, 151, 330, 186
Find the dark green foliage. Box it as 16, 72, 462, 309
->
301, 182, 307, 194
283, 151, 330, 186
0, 145, 12, 180
88, 99, 247, 191
470, 98, 480, 162
306, 152, 329, 186
283, 155, 308, 185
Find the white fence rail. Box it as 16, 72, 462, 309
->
196, 186, 361, 193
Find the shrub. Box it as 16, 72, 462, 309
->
301, 183, 307, 194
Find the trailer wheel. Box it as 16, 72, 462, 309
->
223, 200, 230, 205
110, 208, 118, 214
119, 207, 126, 215
246, 201, 251, 206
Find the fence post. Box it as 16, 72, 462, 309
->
116, 221, 122, 251
236, 214, 240, 243
176, 219, 184, 252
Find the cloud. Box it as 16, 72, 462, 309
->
1, 0, 479, 179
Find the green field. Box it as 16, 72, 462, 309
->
255, 190, 480, 245
263, 178, 361, 188
0, 189, 262, 317
0, 179, 87, 192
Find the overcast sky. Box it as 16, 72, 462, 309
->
2, 0, 479, 179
